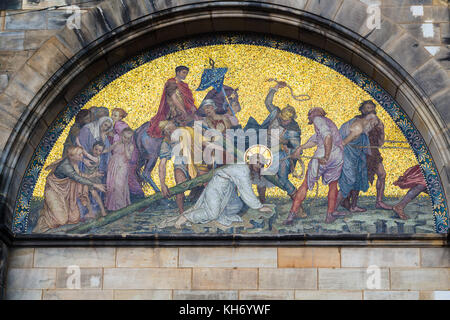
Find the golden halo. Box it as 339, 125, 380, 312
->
244, 144, 273, 168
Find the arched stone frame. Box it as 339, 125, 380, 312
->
11, 32, 449, 235
0, 0, 448, 243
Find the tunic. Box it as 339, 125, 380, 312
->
183, 164, 263, 226
338, 118, 370, 198
34, 158, 93, 233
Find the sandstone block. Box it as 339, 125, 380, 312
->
43, 289, 113, 300
180, 248, 277, 268
173, 290, 238, 300
259, 268, 317, 290
341, 248, 420, 267
34, 248, 115, 268
295, 290, 362, 300
7, 268, 56, 289
319, 268, 390, 290
239, 290, 294, 300
8, 248, 34, 268
391, 268, 449, 290
364, 290, 419, 300
104, 268, 191, 290
114, 290, 172, 300
192, 268, 257, 290
116, 248, 178, 268
420, 248, 450, 267
6, 289, 42, 300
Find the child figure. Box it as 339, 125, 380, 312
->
105, 127, 134, 211
110, 108, 130, 144
81, 141, 108, 218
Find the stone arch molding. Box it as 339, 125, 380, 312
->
0, 0, 448, 235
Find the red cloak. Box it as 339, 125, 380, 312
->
393, 165, 427, 189
147, 78, 197, 138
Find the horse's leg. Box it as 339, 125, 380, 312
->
141, 158, 160, 193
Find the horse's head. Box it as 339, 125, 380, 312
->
202, 85, 241, 115
224, 86, 241, 114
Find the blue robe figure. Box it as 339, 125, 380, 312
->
338, 117, 370, 198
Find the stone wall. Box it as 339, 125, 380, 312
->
5, 247, 449, 300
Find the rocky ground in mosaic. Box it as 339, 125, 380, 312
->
29, 195, 435, 235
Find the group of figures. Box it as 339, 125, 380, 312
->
34, 65, 428, 233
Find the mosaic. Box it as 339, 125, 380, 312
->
13, 34, 448, 235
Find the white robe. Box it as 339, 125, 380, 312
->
184, 164, 263, 226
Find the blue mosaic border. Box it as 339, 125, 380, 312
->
13, 33, 449, 234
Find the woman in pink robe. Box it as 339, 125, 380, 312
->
110, 108, 144, 198
105, 128, 134, 211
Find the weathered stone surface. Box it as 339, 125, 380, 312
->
7, 268, 56, 289
5, 10, 47, 30
121, 0, 155, 21
391, 268, 450, 290
193, 268, 257, 290
116, 248, 178, 268
174, 290, 238, 300
179, 248, 277, 268
305, 0, 343, 20
0, 73, 8, 92
364, 290, 419, 300
334, 0, 372, 36
0, 32, 25, 50
26, 41, 67, 79
259, 268, 317, 290
295, 290, 362, 300
114, 290, 172, 300
412, 111, 435, 145
366, 17, 404, 50
239, 290, 294, 300
403, 23, 442, 44
0, 240, 8, 299
104, 268, 191, 289
43, 289, 114, 300
24, 30, 59, 50
420, 248, 450, 267
8, 248, 34, 268
34, 248, 115, 267
6, 289, 42, 300
56, 268, 103, 289
413, 59, 449, 97
5, 63, 46, 106
381, 6, 434, 24
384, 33, 432, 75
341, 248, 420, 267
278, 248, 340, 268
319, 268, 390, 290
0, 51, 31, 72
47, 10, 73, 30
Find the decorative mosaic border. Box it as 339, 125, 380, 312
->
13, 33, 449, 234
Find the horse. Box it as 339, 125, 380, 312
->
133, 85, 241, 194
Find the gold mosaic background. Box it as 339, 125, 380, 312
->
33, 44, 419, 199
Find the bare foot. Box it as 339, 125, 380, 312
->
376, 202, 393, 210
175, 215, 187, 229
393, 205, 409, 220
325, 214, 337, 224
297, 206, 307, 219
101, 211, 107, 217
283, 212, 296, 225
350, 206, 367, 213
